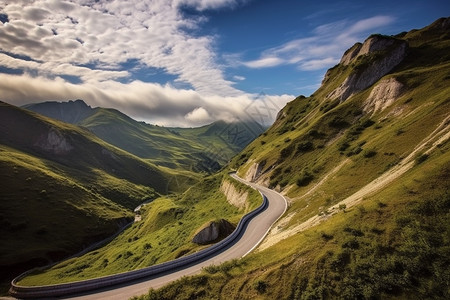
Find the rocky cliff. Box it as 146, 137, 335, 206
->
326, 35, 408, 102
192, 219, 235, 245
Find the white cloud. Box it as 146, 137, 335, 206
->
0, 73, 293, 127
299, 57, 340, 71
240, 15, 395, 71
0, 0, 243, 96
0, 0, 296, 128
175, 0, 248, 10
346, 16, 395, 35
243, 56, 285, 68
185, 107, 213, 125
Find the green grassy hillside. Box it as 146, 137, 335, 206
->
132, 17, 450, 300
0, 102, 195, 288
18, 171, 261, 285
24, 101, 264, 172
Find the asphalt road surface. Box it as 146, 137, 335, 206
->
61, 174, 287, 300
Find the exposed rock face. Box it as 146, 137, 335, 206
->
244, 159, 266, 182
192, 219, 236, 245
339, 42, 362, 65
327, 35, 408, 102
35, 128, 73, 154
363, 77, 404, 114
220, 179, 248, 209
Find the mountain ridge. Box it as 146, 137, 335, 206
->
22, 100, 265, 172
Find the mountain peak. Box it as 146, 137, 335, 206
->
22, 99, 95, 124
325, 35, 408, 102
340, 34, 406, 67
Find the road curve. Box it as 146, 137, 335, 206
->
17, 174, 287, 300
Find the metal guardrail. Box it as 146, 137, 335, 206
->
9, 193, 268, 299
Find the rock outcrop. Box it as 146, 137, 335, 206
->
34, 128, 73, 154
244, 159, 266, 182
327, 35, 408, 102
192, 219, 236, 245
220, 179, 248, 209
339, 42, 363, 66
363, 77, 404, 114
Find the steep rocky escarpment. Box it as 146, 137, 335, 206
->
327, 35, 408, 102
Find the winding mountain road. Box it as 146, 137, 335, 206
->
56, 174, 287, 300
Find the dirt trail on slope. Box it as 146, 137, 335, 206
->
258, 114, 450, 251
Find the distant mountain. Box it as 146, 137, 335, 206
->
0, 101, 193, 283
22, 99, 95, 124
133, 18, 450, 299
23, 101, 265, 172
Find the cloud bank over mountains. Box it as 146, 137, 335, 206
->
0, 0, 292, 126
0, 0, 398, 126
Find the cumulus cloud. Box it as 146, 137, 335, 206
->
240, 15, 395, 71
0, 73, 293, 127
0, 0, 243, 96
185, 107, 213, 125
0, 0, 292, 127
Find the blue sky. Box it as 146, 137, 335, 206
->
0, 0, 448, 126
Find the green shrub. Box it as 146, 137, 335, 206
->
254, 280, 268, 294
280, 144, 295, 158
416, 153, 429, 164
328, 116, 350, 129
296, 141, 314, 153
363, 149, 377, 158
296, 170, 314, 187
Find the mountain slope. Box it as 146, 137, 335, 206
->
17, 171, 262, 286
133, 17, 450, 300
23, 101, 265, 172
0, 102, 193, 285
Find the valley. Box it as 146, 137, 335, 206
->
10, 174, 287, 299
0, 101, 259, 294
